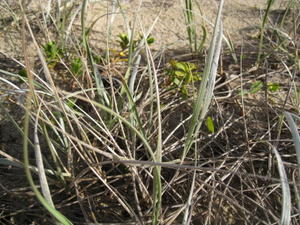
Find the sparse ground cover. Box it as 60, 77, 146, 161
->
0, 0, 300, 224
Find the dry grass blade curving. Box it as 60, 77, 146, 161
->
182, 0, 224, 161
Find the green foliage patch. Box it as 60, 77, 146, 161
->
166, 60, 201, 97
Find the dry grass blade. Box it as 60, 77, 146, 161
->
272, 145, 291, 225
182, 0, 224, 160
181, 161, 197, 225
144, 42, 162, 225
284, 112, 300, 217
257, 0, 276, 65
33, 104, 55, 207
284, 112, 300, 178
19, 2, 73, 224
1, 0, 300, 224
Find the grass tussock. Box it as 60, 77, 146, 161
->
0, 0, 300, 224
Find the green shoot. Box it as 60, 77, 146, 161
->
166, 60, 201, 97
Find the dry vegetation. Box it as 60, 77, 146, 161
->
0, 0, 300, 224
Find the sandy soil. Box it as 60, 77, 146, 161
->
81, 0, 285, 50
0, 0, 286, 56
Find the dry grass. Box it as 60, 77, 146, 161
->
0, 0, 300, 224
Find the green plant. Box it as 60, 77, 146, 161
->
70, 57, 83, 76
166, 60, 201, 97
240, 81, 281, 95
205, 116, 215, 133
118, 33, 130, 51
42, 41, 64, 67
118, 33, 155, 53
4, 0, 299, 224
267, 82, 280, 92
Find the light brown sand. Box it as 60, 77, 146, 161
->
82, 0, 285, 50
0, 0, 286, 56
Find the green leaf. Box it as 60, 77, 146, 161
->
172, 77, 181, 86
18, 68, 27, 78
174, 70, 186, 77
184, 71, 192, 83
192, 74, 201, 81
166, 60, 201, 97
181, 86, 188, 96
249, 81, 263, 94
205, 116, 215, 133
186, 62, 197, 70
118, 33, 130, 50
146, 36, 155, 45
42, 41, 63, 63
71, 57, 83, 76
174, 62, 187, 71
66, 98, 77, 109
267, 82, 280, 92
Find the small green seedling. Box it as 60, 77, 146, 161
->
17, 68, 27, 83
70, 57, 83, 77
118, 33, 130, 51
18, 68, 27, 78
267, 82, 280, 92
117, 33, 155, 53
240, 81, 280, 95
42, 41, 64, 67
249, 81, 264, 94
166, 60, 201, 97
205, 116, 215, 133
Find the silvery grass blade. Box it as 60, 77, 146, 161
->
182, 158, 197, 225
272, 145, 291, 225
284, 112, 300, 182
124, 8, 160, 88
33, 105, 55, 207
144, 44, 162, 225
182, 0, 224, 160
129, 54, 141, 95
284, 112, 300, 218
23, 90, 73, 225
19, 4, 73, 223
